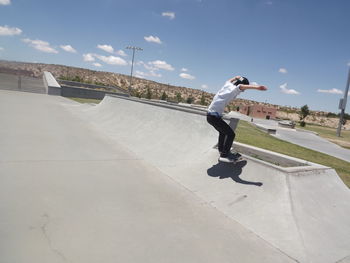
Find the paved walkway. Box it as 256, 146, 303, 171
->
227, 111, 350, 163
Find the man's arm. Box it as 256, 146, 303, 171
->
239, 84, 267, 91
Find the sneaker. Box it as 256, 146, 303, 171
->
229, 152, 241, 159
220, 152, 241, 159
218, 155, 236, 163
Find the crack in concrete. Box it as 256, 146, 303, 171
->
40, 214, 67, 262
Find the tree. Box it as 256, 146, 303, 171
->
299, 104, 310, 127
161, 91, 167, 101
176, 92, 183, 102
200, 93, 206, 105
146, 88, 152, 99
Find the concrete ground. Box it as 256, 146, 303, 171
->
72, 95, 350, 263
0, 90, 297, 263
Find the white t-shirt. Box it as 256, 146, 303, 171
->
207, 81, 242, 116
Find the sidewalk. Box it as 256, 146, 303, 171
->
226, 111, 350, 162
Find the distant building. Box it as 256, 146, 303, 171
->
237, 105, 277, 119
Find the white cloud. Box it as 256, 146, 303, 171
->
95, 54, 128, 66
279, 83, 300, 95
0, 47, 4, 51
181, 68, 188, 72
135, 70, 161, 79
266, 1, 273, 5
0, 0, 11, 5
148, 60, 174, 71
180, 73, 195, 80
137, 61, 153, 70
135, 71, 146, 79
22, 38, 58, 53
317, 88, 343, 95
162, 12, 175, 20
149, 71, 162, 77
201, 84, 208, 90
83, 53, 95, 62
97, 44, 114, 54
279, 68, 287, 74
93, 63, 102, 67
60, 45, 77, 53
0, 25, 22, 36
347, 62, 350, 67
116, 50, 127, 57
144, 35, 162, 44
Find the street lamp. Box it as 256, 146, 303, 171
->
336, 67, 350, 137
126, 46, 143, 95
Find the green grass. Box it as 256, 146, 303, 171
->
235, 120, 350, 187
68, 97, 102, 104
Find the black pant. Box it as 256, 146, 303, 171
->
207, 114, 235, 157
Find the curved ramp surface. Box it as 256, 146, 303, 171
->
73, 95, 350, 263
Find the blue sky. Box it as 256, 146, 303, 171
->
1, 0, 350, 113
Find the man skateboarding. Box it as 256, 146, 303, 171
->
207, 76, 267, 163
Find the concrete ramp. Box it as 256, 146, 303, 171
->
72, 95, 350, 263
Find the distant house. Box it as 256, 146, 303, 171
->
237, 105, 277, 119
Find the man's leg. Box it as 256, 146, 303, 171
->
207, 115, 235, 156
218, 133, 226, 153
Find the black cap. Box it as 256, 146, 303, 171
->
234, 77, 249, 86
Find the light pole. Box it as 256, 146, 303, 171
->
126, 46, 143, 95
336, 67, 350, 137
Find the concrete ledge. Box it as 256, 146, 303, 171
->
232, 141, 327, 172
253, 123, 277, 134
278, 120, 296, 129
58, 79, 126, 93
61, 85, 129, 100
43, 71, 61, 95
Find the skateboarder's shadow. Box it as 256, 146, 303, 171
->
207, 160, 263, 186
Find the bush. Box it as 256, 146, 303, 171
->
176, 92, 183, 102
186, 97, 194, 104
300, 121, 306, 127
161, 91, 167, 101
200, 93, 207, 105
146, 88, 152, 99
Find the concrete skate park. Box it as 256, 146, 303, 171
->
1, 72, 350, 263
